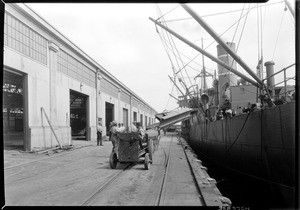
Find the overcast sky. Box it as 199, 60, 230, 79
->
25, 1, 295, 113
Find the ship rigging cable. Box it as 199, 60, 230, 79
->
163, 1, 284, 23
235, 4, 250, 54
161, 35, 216, 76
224, 108, 254, 157
156, 6, 197, 94
165, 83, 176, 110
159, 4, 254, 96
156, 20, 181, 109
222, 4, 251, 92
155, 5, 186, 104
163, 23, 195, 91
156, 6, 180, 76
157, 7, 192, 91
272, 8, 285, 60
224, 4, 249, 88
230, 4, 246, 48
159, 34, 215, 74
158, 4, 257, 93
155, 5, 180, 22
203, 4, 256, 53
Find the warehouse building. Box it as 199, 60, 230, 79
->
3, 3, 157, 151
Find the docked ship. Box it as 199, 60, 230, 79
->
150, 1, 295, 207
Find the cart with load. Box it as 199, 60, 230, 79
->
109, 132, 154, 170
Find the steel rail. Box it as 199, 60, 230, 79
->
81, 163, 132, 206
155, 134, 173, 206
156, 134, 206, 206
177, 135, 207, 206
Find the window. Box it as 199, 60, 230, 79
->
57, 49, 96, 88
121, 91, 130, 104
99, 79, 118, 98
4, 12, 47, 65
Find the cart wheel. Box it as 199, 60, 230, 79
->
144, 153, 150, 170
148, 139, 153, 162
109, 152, 118, 169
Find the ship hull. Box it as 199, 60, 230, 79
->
181, 102, 295, 206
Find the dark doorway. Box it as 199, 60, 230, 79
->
70, 90, 88, 140
3, 70, 24, 150
105, 102, 114, 136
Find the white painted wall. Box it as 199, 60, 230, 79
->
230, 85, 258, 114
4, 4, 157, 151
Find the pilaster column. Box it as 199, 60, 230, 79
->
129, 95, 132, 126
96, 70, 102, 123
118, 88, 122, 123
48, 41, 59, 126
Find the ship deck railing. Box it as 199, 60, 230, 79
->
262, 63, 295, 101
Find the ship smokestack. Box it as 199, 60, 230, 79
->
264, 61, 275, 98
217, 42, 238, 105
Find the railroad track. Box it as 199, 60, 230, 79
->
154, 134, 173, 206
78, 137, 172, 206
5, 134, 224, 206
78, 135, 174, 206
154, 134, 207, 206
81, 163, 133, 206
80, 134, 208, 206
177, 135, 207, 206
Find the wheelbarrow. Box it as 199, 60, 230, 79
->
109, 132, 154, 170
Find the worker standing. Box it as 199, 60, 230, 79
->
131, 121, 138, 132
110, 121, 119, 153
108, 121, 113, 141
136, 122, 145, 149
97, 122, 103, 146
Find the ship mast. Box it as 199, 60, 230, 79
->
149, 17, 260, 88
194, 37, 211, 95
181, 4, 264, 88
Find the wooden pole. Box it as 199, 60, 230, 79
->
41, 107, 62, 148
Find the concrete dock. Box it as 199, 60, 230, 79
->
4, 133, 231, 206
